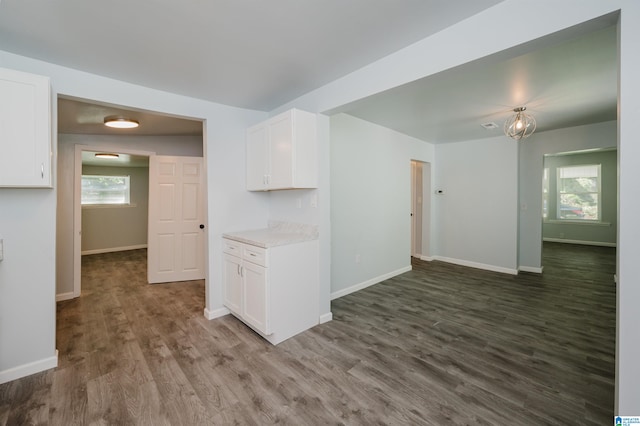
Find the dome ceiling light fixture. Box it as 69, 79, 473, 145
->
104, 115, 139, 129
94, 153, 120, 159
504, 107, 536, 140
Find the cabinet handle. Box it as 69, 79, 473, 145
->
237, 264, 240, 275
240, 266, 244, 277
41, 163, 44, 179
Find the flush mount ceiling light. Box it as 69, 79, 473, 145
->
504, 107, 536, 140
95, 153, 120, 159
104, 116, 139, 129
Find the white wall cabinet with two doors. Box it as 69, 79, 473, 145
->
0, 67, 52, 187
246, 108, 317, 191
222, 237, 319, 344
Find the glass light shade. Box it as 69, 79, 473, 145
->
94, 153, 120, 159
504, 107, 536, 140
104, 116, 139, 129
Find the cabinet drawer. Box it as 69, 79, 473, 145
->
243, 244, 267, 267
223, 239, 242, 256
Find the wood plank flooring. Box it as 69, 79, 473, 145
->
0, 243, 615, 425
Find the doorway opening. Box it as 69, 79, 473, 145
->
540, 147, 617, 270
56, 96, 206, 301
410, 160, 431, 260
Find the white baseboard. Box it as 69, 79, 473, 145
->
82, 244, 148, 256
519, 266, 544, 274
56, 291, 76, 302
204, 306, 230, 320
319, 312, 333, 324
542, 238, 616, 247
0, 350, 58, 385
434, 256, 518, 275
419, 255, 434, 261
331, 266, 412, 300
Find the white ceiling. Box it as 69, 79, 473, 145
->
0, 1, 618, 143
0, 0, 504, 111
81, 151, 149, 168
334, 23, 618, 143
58, 98, 203, 136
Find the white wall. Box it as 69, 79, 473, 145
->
519, 121, 617, 269
330, 113, 434, 297
434, 136, 519, 273
0, 50, 267, 384
81, 165, 150, 254
270, 0, 639, 412
57, 134, 204, 296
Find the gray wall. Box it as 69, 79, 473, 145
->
329, 113, 434, 298
81, 165, 149, 254
434, 135, 519, 273
542, 150, 617, 245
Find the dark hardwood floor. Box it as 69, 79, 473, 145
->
0, 243, 615, 425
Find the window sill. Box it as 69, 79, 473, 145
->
543, 219, 610, 227
82, 203, 137, 209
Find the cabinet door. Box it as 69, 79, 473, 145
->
242, 261, 270, 335
222, 253, 243, 316
267, 112, 294, 190
0, 67, 51, 187
246, 124, 268, 191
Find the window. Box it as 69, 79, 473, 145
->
81, 175, 130, 205
557, 164, 600, 221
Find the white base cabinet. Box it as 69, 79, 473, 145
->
222, 237, 319, 344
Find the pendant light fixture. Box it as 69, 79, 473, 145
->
504, 107, 536, 140
104, 116, 139, 129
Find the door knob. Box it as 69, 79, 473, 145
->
199, 224, 205, 229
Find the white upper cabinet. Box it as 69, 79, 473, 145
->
0, 67, 52, 188
246, 108, 317, 191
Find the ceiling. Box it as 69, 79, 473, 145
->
335, 23, 618, 143
0, 0, 504, 111
81, 151, 149, 168
58, 98, 203, 136
0, 2, 618, 144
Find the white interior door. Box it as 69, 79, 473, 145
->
148, 155, 205, 284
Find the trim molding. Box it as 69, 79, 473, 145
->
331, 266, 412, 300
519, 266, 544, 274
0, 350, 58, 385
82, 244, 148, 256
543, 238, 616, 247
419, 255, 434, 261
319, 312, 333, 324
56, 291, 76, 302
204, 307, 230, 320
434, 256, 518, 275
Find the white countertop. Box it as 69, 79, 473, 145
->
223, 221, 318, 248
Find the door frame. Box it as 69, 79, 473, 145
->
73, 145, 155, 298
410, 159, 432, 260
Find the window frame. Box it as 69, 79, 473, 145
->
555, 164, 601, 222
81, 174, 131, 206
